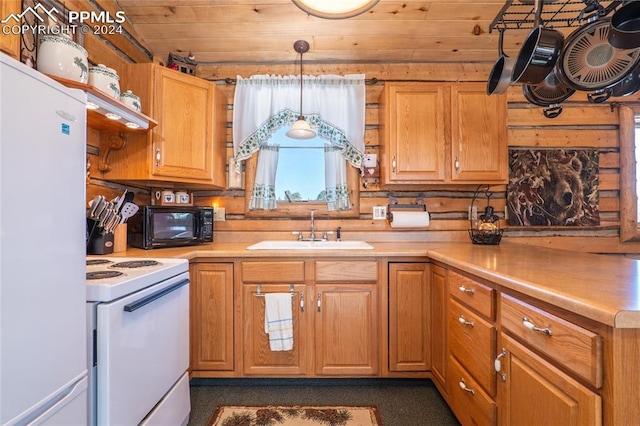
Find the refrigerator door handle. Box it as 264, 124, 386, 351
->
9, 376, 87, 426
123, 279, 189, 312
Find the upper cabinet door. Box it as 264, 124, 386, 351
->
0, 1, 21, 59
380, 83, 448, 184
152, 67, 215, 181
450, 83, 508, 183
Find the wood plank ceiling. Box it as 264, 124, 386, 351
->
114, 0, 581, 66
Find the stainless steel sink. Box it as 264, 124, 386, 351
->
246, 240, 374, 250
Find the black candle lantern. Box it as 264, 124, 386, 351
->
469, 185, 503, 245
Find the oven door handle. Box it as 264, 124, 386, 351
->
123, 279, 189, 312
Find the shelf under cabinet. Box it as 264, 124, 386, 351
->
46, 74, 157, 132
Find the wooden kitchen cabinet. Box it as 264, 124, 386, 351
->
241, 260, 379, 377
450, 83, 508, 182
446, 270, 498, 426
379, 82, 507, 186
102, 63, 227, 187
497, 292, 602, 425
431, 265, 448, 391
190, 263, 234, 373
0, 1, 21, 59
242, 283, 309, 375
315, 283, 379, 375
388, 263, 430, 374
498, 333, 601, 426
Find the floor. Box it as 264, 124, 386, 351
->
188, 378, 460, 426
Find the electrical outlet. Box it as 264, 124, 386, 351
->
214, 207, 226, 221
468, 205, 478, 220
373, 206, 387, 220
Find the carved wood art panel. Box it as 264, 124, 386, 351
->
507, 149, 600, 227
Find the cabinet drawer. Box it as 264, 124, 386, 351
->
449, 298, 496, 396
448, 356, 496, 426
500, 293, 603, 388
242, 261, 305, 283
315, 261, 378, 282
449, 271, 495, 320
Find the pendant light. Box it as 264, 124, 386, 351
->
286, 40, 316, 140
292, 0, 380, 19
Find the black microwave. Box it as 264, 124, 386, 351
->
127, 206, 214, 249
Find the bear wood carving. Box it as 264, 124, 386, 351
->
507, 149, 600, 227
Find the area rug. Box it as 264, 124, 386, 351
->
208, 405, 383, 426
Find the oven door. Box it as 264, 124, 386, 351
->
96, 272, 189, 425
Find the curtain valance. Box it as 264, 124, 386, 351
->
232, 74, 366, 168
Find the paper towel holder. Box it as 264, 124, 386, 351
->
387, 194, 427, 221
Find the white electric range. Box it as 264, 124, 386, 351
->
86, 257, 190, 426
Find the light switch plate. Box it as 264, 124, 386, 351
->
363, 154, 377, 168
214, 207, 226, 221
373, 206, 387, 220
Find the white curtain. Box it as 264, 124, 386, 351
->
248, 145, 279, 210
325, 145, 352, 211
233, 74, 366, 168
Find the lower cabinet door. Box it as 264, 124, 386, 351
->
191, 263, 234, 372
315, 284, 379, 376
499, 334, 601, 426
243, 284, 309, 375
448, 356, 496, 426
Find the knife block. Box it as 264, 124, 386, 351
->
86, 218, 114, 255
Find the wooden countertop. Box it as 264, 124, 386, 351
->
120, 240, 640, 328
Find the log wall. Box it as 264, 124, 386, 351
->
71, 1, 640, 254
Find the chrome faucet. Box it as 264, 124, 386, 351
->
310, 210, 316, 241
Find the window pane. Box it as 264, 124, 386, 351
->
272, 126, 326, 202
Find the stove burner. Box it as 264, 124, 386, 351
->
87, 270, 124, 280
111, 260, 160, 269
87, 259, 111, 266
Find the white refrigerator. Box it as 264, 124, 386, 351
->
0, 54, 88, 424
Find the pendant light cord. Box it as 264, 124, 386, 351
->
298, 49, 304, 120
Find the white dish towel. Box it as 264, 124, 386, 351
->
264, 293, 294, 351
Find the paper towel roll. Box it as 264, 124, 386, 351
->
390, 211, 430, 228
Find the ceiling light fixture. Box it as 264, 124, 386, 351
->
292, 0, 379, 19
286, 40, 316, 140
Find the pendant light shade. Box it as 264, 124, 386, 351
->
287, 117, 316, 139
286, 40, 316, 140
292, 0, 379, 19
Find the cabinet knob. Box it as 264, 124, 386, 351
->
454, 156, 460, 174
522, 316, 553, 336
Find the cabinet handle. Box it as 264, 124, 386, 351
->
454, 156, 460, 174
494, 348, 507, 382
458, 285, 476, 295
458, 378, 475, 395
300, 292, 304, 312
522, 316, 552, 336
392, 156, 396, 173
155, 147, 161, 167
458, 315, 475, 327
317, 292, 321, 312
